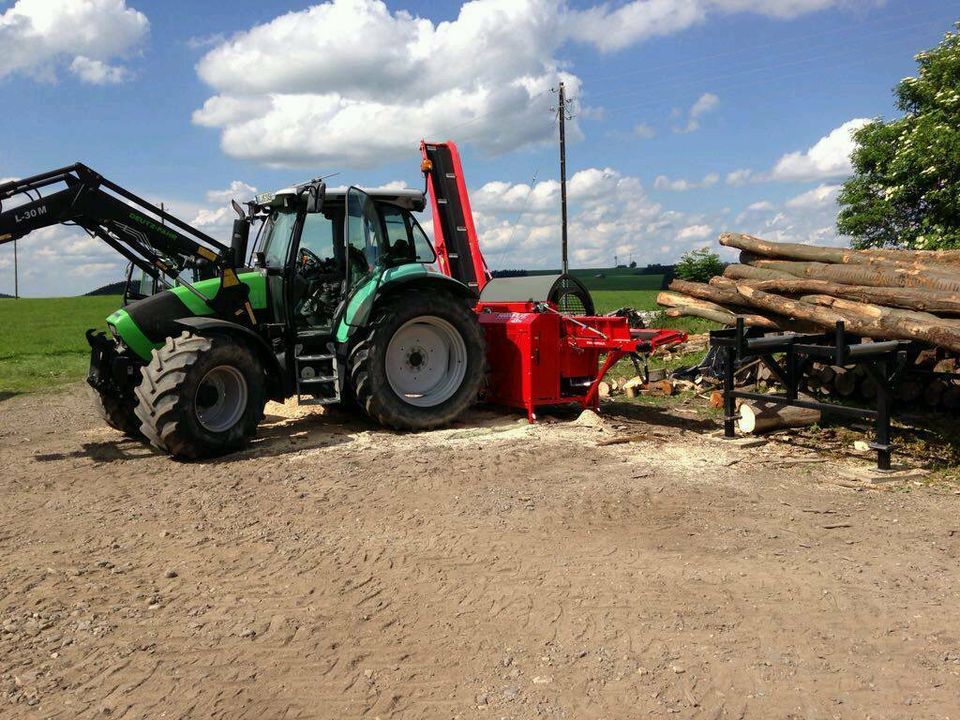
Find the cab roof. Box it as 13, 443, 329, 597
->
255, 185, 425, 212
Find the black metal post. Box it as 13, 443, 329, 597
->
873, 357, 893, 471
557, 82, 569, 277
723, 344, 736, 438
13, 239, 18, 299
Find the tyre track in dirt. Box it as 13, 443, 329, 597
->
1, 385, 959, 718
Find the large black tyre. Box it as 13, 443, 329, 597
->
134, 331, 266, 459
348, 289, 485, 430
91, 387, 142, 437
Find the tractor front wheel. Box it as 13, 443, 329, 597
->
91, 387, 142, 437
134, 332, 266, 459
348, 290, 485, 430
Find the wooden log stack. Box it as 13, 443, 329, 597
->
657, 233, 960, 406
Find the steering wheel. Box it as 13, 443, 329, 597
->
299, 246, 322, 272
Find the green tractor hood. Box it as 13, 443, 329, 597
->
108, 271, 268, 360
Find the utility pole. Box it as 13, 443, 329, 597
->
13, 240, 18, 299
553, 81, 573, 276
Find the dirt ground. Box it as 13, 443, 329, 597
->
1, 385, 959, 720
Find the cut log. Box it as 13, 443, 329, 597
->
670, 278, 747, 306
738, 401, 821, 434
658, 289, 782, 329
598, 381, 612, 399
730, 277, 960, 316
924, 379, 947, 407
723, 263, 795, 281
709, 390, 724, 409
859, 377, 878, 401
833, 367, 858, 397
744, 259, 960, 293
895, 380, 922, 403
720, 232, 960, 270
942, 383, 960, 410
733, 285, 960, 354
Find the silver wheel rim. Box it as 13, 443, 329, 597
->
195, 365, 248, 433
385, 316, 468, 408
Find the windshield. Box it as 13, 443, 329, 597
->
261, 210, 299, 268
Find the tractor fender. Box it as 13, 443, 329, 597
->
375, 272, 477, 304
174, 317, 285, 400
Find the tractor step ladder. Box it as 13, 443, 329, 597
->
294, 347, 340, 406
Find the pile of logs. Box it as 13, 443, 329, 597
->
658, 233, 960, 353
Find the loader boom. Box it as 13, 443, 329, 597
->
0, 164, 230, 286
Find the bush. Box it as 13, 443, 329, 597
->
675, 249, 724, 283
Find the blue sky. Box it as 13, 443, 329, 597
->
0, 0, 956, 295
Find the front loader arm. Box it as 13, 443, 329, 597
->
0, 163, 229, 284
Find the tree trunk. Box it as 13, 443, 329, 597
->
733, 285, 960, 353
723, 263, 795, 281
657, 291, 781, 329
738, 400, 821, 434
744, 259, 960, 293
730, 277, 960, 316
720, 232, 960, 269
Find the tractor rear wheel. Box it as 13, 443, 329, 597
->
91, 387, 141, 437
134, 331, 266, 459
348, 290, 485, 430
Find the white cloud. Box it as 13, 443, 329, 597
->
564, 0, 706, 52
785, 183, 841, 208
634, 123, 656, 139
746, 201, 774, 212
0, 0, 148, 83
676, 224, 713, 241
194, 0, 581, 168
771, 118, 869, 182
675, 92, 719, 133
68, 56, 131, 85
564, 0, 874, 52
723, 118, 868, 186
654, 172, 719, 192
726, 168, 755, 186
205, 180, 258, 204
193, 0, 871, 169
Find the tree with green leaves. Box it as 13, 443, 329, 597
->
675, 248, 724, 283
838, 22, 960, 249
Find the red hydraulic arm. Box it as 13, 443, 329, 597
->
420, 140, 490, 293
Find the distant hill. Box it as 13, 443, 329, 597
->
84, 281, 126, 296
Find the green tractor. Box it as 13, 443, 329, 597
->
0, 166, 486, 458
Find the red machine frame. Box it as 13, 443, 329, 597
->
421, 140, 687, 421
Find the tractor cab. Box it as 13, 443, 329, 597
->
247, 182, 471, 408
251, 185, 436, 334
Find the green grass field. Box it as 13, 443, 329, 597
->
0, 288, 714, 396
0, 296, 119, 396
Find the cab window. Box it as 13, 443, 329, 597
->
381, 205, 437, 264
261, 211, 299, 268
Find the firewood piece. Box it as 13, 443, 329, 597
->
925, 379, 947, 407
944, 384, 960, 410
859, 377, 878, 401
895, 380, 922, 403
641, 380, 675, 396
738, 401, 821, 434
598, 381, 612, 399
833, 367, 858, 398
709, 390, 724, 409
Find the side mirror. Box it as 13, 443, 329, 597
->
304, 181, 326, 213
